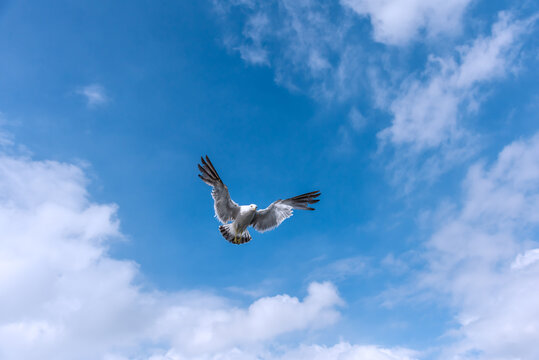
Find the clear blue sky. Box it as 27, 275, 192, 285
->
0, 1, 538, 359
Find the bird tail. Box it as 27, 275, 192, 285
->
219, 224, 252, 245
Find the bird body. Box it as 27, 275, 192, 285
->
219, 205, 257, 244
198, 156, 320, 244
237, 205, 258, 230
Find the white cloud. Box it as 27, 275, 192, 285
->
511, 248, 539, 270
77, 84, 108, 108
417, 132, 539, 359
341, 0, 472, 45
0, 144, 414, 359
154, 281, 343, 355
379, 12, 530, 152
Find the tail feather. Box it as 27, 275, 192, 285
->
219, 224, 252, 245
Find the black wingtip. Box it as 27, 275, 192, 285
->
198, 155, 224, 184
289, 190, 321, 201
202, 155, 222, 182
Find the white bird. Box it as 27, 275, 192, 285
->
198, 156, 321, 244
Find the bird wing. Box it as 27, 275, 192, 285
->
251, 191, 321, 233
198, 155, 240, 223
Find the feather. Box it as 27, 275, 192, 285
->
251, 191, 321, 232
197, 156, 240, 223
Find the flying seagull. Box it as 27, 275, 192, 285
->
198, 155, 321, 244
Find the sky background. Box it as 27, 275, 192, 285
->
0, 0, 538, 359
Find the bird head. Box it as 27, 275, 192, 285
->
249, 204, 258, 211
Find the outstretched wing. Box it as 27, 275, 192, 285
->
198, 155, 240, 223
251, 191, 321, 233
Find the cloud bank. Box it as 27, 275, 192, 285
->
0, 147, 411, 359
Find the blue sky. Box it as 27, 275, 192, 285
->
0, 0, 538, 359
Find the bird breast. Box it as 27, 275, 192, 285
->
235, 207, 256, 231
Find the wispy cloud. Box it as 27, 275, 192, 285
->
377, 12, 534, 188
379, 12, 531, 152
0, 133, 13, 148
216, 1, 536, 170
414, 131, 539, 358
310, 255, 370, 281
216, 2, 538, 194
334, 107, 368, 154
0, 113, 14, 146
214, 0, 360, 100
213, 0, 477, 101
76, 84, 109, 108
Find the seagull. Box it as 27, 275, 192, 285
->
198, 155, 321, 244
